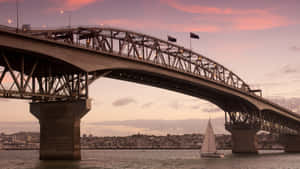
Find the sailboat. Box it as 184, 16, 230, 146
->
200, 119, 224, 158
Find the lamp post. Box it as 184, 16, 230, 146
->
16, 0, 19, 32
60, 10, 72, 28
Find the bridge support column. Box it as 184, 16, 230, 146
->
280, 135, 300, 153
226, 124, 258, 153
30, 99, 91, 160
230, 128, 258, 153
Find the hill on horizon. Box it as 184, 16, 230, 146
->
0, 118, 228, 136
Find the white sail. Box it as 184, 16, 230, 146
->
201, 119, 217, 153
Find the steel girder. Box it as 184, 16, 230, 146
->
225, 110, 300, 135
25, 27, 258, 95
0, 48, 91, 102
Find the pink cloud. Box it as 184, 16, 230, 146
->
95, 19, 220, 33
48, 0, 102, 12
161, 0, 268, 15
182, 26, 220, 33
233, 15, 289, 31
0, 0, 25, 3
61, 0, 99, 11
96, 15, 292, 33
161, 0, 292, 31
0, 0, 12, 2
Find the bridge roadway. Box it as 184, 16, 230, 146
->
0, 26, 300, 160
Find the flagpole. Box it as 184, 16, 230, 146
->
190, 36, 192, 50
189, 32, 200, 50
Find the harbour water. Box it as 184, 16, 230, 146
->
1, 150, 300, 169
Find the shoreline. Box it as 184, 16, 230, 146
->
1, 148, 284, 151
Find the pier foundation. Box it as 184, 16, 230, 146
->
280, 135, 300, 153
230, 128, 258, 153
30, 99, 91, 160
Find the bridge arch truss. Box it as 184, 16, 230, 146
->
28, 27, 257, 94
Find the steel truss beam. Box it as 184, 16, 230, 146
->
225, 110, 300, 135
0, 49, 93, 102
27, 27, 256, 94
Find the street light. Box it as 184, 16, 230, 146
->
60, 9, 71, 28
7, 19, 13, 24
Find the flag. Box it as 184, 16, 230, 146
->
168, 35, 177, 42
190, 32, 200, 39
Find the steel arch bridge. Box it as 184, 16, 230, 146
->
0, 26, 300, 137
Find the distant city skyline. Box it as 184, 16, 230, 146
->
0, 0, 299, 125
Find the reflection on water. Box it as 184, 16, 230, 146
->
1, 150, 300, 169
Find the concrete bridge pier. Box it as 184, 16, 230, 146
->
280, 135, 300, 153
30, 99, 91, 160
226, 125, 258, 153
231, 128, 258, 153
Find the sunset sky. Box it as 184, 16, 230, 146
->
0, 0, 300, 124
